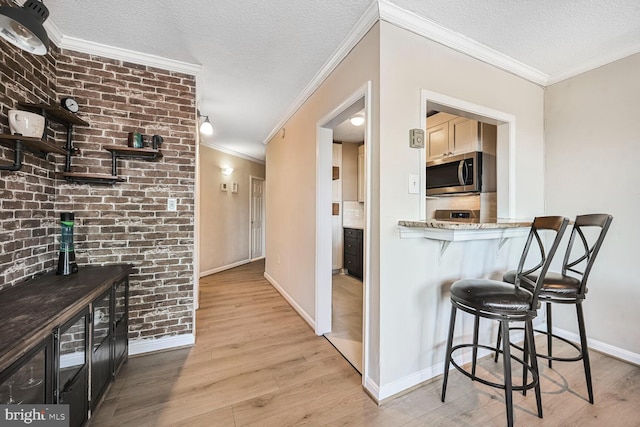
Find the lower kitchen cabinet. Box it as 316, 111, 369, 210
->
0, 265, 131, 426
344, 227, 363, 279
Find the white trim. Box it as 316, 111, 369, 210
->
397, 225, 530, 241
364, 377, 381, 403
378, 0, 548, 86
262, 1, 379, 145
551, 327, 640, 366
54, 36, 202, 76
200, 259, 251, 278
264, 272, 315, 329
128, 334, 195, 356
200, 142, 265, 165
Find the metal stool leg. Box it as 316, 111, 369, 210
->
472, 315, 480, 379
501, 319, 514, 427
546, 302, 553, 368
526, 319, 543, 418
494, 322, 502, 363
441, 305, 457, 402
522, 325, 529, 396
576, 303, 594, 404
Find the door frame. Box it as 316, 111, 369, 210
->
315, 81, 372, 383
249, 175, 266, 261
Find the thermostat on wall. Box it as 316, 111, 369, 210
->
410, 128, 425, 148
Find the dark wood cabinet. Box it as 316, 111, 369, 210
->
344, 228, 363, 279
0, 265, 131, 424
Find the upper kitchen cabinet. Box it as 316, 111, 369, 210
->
426, 112, 496, 161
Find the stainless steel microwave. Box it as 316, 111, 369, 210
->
426, 151, 496, 196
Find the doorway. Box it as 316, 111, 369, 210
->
250, 176, 265, 260
316, 82, 371, 378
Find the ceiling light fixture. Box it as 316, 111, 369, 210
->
350, 114, 365, 127
0, 0, 50, 55
197, 109, 213, 136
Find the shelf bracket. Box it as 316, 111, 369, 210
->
497, 237, 510, 251
439, 240, 452, 260
0, 140, 24, 171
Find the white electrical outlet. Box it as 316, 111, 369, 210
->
167, 198, 177, 211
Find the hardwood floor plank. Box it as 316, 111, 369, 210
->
89, 260, 640, 427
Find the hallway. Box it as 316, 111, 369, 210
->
89, 260, 640, 426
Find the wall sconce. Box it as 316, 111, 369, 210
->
198, 109, 213, 135
221, 167, 234, 176
350, 113, 365, 127
0, 0, 50, 55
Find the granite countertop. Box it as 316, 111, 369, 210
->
0, 264, 132, 373
398, 218, 532, 230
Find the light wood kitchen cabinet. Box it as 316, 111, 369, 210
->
426, 113, 495, 161
357, 144, 365, 202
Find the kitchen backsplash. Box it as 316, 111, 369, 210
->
343, 201, 364, 229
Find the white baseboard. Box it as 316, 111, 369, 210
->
551, 327, 640, 366
128, 334, 195, 356
263, 272, 315, 330
200, 259, 251, 277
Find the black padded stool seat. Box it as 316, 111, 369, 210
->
496, 213, 613, 404
502, 271, 582, 297
441, 216, 569, 427
451, 279, 535, 313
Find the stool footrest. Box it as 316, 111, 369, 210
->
451, 343, 539, 392
505, 326, 584, 363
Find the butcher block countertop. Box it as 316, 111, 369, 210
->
0, 265, 132, 373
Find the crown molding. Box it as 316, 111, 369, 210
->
201, 142, 265, 165
378, 0, 549, 86
262, 0, 380, 145
40, 15, 201, 75
54, 36, 202, 75
546, 43, 640, 85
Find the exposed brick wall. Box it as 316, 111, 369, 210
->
0, 0, 58, 289
54, 50, 196, 340
0, 5, 196, 342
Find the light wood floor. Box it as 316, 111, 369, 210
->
89, 260, 640, 426
325, 273, 363, 373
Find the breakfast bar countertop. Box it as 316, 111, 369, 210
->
398, 218, 532, 230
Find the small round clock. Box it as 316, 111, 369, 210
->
61, 97, 79, 113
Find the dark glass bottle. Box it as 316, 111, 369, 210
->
56, 212, 78, 275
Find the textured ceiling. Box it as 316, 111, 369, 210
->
41, 0, 640, 161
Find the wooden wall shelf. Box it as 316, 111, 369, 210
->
0, 134, 67, 155
61, 172, 125, 185
103, 145, 163, 160
18, 103, 89, 127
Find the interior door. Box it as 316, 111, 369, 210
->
250, 177, 265, 260
332, 143, 343, 270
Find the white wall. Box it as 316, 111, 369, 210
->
375, 21, 546, 394
545, 53, 640, 359
199, 146, 265, 275
265, 23, 381, 382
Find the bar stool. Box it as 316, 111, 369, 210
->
495, 213, 613, 404
441, 216, 569, 427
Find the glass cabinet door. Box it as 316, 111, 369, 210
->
113, 278, 128, 370
0, 339, 52, 405
91, 288, 112, 408
57, 308, 89, 427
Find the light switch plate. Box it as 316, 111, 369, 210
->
167, 198, 177, 211
408, 174, 419, 194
